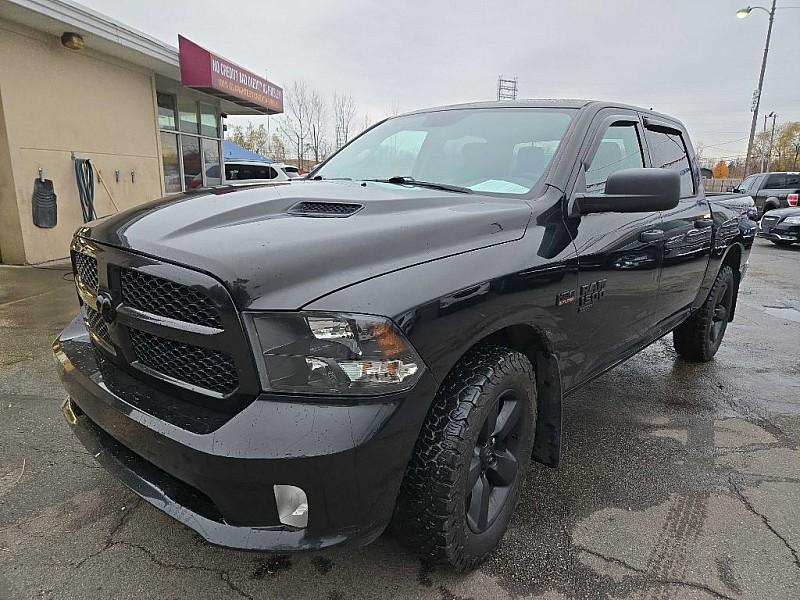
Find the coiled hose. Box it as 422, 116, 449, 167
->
74, 158, 96, 222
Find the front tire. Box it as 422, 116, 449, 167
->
673, 265, 735, 361
393, 346, 537, 571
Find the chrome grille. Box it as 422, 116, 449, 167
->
761, 216, 780, 231
120, 268, 222, 328
84, 305, 111, 347
129, 328, 238, 395
72, 251, 98, 291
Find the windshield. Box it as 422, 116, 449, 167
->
738, 175, 757, 192
314, 108, 575, 195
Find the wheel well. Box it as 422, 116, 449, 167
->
764, 197, 780, 209
472, 324, 563, 468
721, 244, 743, 321
480, 324, 551, 367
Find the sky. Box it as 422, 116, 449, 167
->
78, 0, 800, 162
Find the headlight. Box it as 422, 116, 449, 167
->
783, 216, 800, 225
246, 312, 424, 395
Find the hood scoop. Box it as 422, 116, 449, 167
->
288, 201, 363, 218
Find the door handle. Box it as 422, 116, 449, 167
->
640, 229, 664, 243
694, 219, 713, 228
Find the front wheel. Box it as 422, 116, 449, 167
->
673, 265, 735, 361
393, 346, 537, 571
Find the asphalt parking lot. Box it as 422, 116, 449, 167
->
1, 238, 798, 600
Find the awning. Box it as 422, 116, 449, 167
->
223, 141, 272, 162
179, 36, 283, 115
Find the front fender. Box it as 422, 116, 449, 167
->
303, 236, 577, 385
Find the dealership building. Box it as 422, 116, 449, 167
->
0, 0, 282, 264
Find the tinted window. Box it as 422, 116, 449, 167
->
764, 174, 785, 188
765, 173, 800, 189
586, 123, 644, 193
738, 175, 757, 193
645, 128, 695, 197
225, 164, 277, 180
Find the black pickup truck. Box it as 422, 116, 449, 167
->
54, 100, 750, 570
730, 171, 800, 217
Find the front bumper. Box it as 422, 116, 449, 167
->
758, 225, 800, 243
53, 315, 436, 551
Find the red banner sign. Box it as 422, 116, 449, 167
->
178, 35, 283, 115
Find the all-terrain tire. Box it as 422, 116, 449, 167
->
393, 345, 537, 571
673, 265, 735, 362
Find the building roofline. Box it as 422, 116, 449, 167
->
2, 0, 179, 70
0, 0, 272, 114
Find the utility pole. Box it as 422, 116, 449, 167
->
766, 112, 778, 172
742, 0, 777, 176
760, 113, 769, 172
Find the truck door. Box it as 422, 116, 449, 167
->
642, 119, 712, 324
565, 111, 664, 384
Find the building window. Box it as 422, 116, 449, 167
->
157, 93, 222, 193
199, 103, 219, 138
160, 132, 181, 193
202, 139, 221, 186
157, 93, 176, 130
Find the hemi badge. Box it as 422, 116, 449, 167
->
556, 290, 576, 306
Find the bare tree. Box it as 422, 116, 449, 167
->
279, 81, 310, 167
307, 88, 327, 164
332, 92, 357, 149
270, 133, 287, 162
387, 99, 401, 117
694, 141, 705, 165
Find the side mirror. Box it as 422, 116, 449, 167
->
576, 168, 681, 214
728, 186, 737, 193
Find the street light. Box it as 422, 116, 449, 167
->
738, 2, 777, 176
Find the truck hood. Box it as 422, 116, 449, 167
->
82, 180, 531, 310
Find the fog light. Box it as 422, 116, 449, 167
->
273, 485, 308, 528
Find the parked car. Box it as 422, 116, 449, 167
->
729, 171, 800, 217
55, 100, 750, 571
759, 207, 800, 245
189, 160, 290, 189
706, 191, 758, 221
273, 163, 305, 179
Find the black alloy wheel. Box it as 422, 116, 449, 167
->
673, 264, 736, 362
709, 278, 733, 347
466, 390, 523, 533
393, 346, 537, 571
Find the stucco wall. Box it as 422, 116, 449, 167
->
0, 18, 163, 264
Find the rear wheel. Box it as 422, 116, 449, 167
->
673, 265, 735, 361
393, 346, 537, 571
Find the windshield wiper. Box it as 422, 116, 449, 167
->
364, 176, 473, 194
310, 176, 352, 181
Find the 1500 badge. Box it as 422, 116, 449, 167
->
578, 279, 607, 312
556, 278, 607, 311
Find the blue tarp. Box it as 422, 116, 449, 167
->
223, 140, 272, 163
